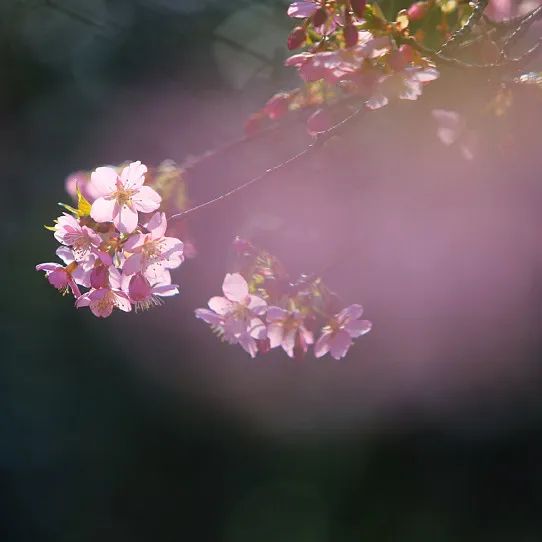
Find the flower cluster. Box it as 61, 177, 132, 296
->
247, 0, 441, 135
36, 161, 184, 317
195, 239, 372, 359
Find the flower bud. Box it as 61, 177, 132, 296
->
311, 7, 328, 27
90, 265, 108, 289
350, 0, 366, 18
257, 338, 271, 354
263, 92, 291, 121
343, 24, 358, 47
288, 25, 306, 50
244, 112, 265, 137
128, 273, 151, 302
407, 1, 429, 22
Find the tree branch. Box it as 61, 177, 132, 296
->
169, 106, 366, 221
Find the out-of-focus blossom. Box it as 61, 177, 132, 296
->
366, 64, 439, 109
288, 0, 319, 18
432, 109, 478, 160
122, 212, 184, 280
65, 171, 100, 203
89, 161, 161, 234
285, 32, 390, 84
195, 273, 267, 358
314, 304, 372, 359
266, 306, 314, 359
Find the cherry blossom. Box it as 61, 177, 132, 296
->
122, 212, 184, 280
54, 213, 102, 261
122, 271, 179, 312
195, 273, 267, 358
366, 64, 439, 110
76, 266, 131, 318
266, 306, 314, 359
314, 304, 372, 359
89, 161, 161, 234
36, 246, 94, 298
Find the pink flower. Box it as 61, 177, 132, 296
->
36, 246, 94, 298
122, 212, 184, 280
287, 1, 319, 18
122, 271, 179, 311
89, 161, 161, 234
54, 213, 102, 261
285, 33, 390, 84
314, 304, 372, 359
266, 307, 314, 359
195, 273, 267, 358
366, 64, 439, 110
75, 267, 131, 318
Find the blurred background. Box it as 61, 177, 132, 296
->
3, 0, 542, 540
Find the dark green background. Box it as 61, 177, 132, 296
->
2, 1, 542, 540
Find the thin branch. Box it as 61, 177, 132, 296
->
169, 107, 366, 221
438, 0, 490, 53
502, 4, 542, 53
44, 0, 122, 33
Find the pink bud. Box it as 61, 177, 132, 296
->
232, 236, 255, 256
343, 24, 358, 47
350, 0, 366, 18
311, 7, 328, 27
263, 92, 291, 121
90, 265, 108, 289
407, 1, 429, 22
244, 112, 265, 137
128, 273, 152, 302
288, 26, 306, 50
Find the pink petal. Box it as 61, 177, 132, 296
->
90, 167, 118, 195
282, 328, 297, 357
123, 253, 144, 276
208, 296, 233, 315
56, 246, 75, 265
338, 304, 364, 322
267, 323, 285, 348
120, 161, 147, 190
131, 186, 161, 213
238, 333, 258, 358
113, 291, 132, 312
36, 262, 62, 272
345, 319, 372, 338
91, 196, 116, 223
329, 330, 353, 359
113, 203, 138, 234
153, 284, 179, 297
314, 332, 331, 358
247, 295, 267, 314
287, 1, 317, 18
248, 317, 267, 340
147, 212, 168, 239
195, 308, 223, 326
123, 233, 146, 253
222, 273, 249, 302
266, 306, 288, 323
